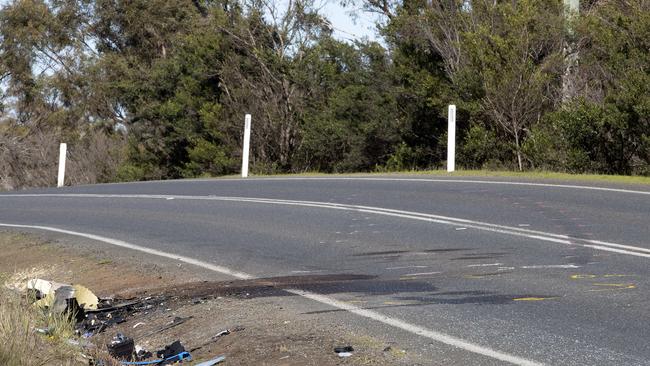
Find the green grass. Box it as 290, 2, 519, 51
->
219, 169, 650, 186
0, 278, 81, 366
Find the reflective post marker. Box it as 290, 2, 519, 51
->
447, 105, 456, 172
57, 143, 67, 187
242, 114, 251, 178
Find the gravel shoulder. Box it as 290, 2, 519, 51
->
0, 230, 418, 365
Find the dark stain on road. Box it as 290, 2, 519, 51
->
423, 248, 475, 253
452, 255, 504, 261
353, 250, 410, 256
129, 273, 439, 301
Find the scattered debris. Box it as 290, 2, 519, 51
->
214, 329, 230, 338
35, 327, 51, 335
156, 340, 186, 359
135, 345, 153, 361
27, 278, 66, 296
195, 355, 226, 366
190, 326, 244, 353
140, 316, 192, 338
30, 279, 99, 313
107, 333, 135, 360
334, 346, 354, 353
335, 346, 354, 357
121, 351, 192, 365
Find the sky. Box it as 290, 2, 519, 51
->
319, 1, 381, 41
0, 0, 379, 41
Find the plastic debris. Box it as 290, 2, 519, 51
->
30, 281, 98, 325
135, 345, 153, 361
195, 355, 226, 366
334, 346, 354, 353
156, 340, 186, 359
35, 327, 51, 335
107, 333, 135, 360
214, 329, 230, 338
121, 351, 191, 365
27, 279, 66, 297
72, 284, 99, 310
335, 346, 354, 358
140, 316, 192, 339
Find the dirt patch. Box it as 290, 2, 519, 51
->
0, 231, 417, 365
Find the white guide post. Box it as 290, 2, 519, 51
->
447, 105, 456, 172
241, 114, 251, 178
57, 143, 67, 187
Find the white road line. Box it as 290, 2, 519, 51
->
467, 263, 503, 267
402, 271, 442, 277
583, 244, 650, 259
0, 222, 542, 366
76, 176, 650, 196
520, 265, 581, 269
3, 193, 650, 258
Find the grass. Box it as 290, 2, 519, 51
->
0, 279, 82, 366
229, 169, 650, 186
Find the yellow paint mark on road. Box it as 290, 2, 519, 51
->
513, 297, 559, 301
603, 274, 633, 278
571, 274, 633, 280
383, 301, 405, 305
346, 300, 366, 304
588, 283, 636, 292
399, 276, 438, 281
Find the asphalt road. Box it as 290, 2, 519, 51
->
1, 176, 649, 365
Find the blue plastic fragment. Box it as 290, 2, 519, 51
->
120, 351, 192, 365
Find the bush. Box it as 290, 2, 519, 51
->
459, 124, 514, 170
526, 100, 650, 175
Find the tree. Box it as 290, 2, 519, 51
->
461, 0, 564, 171
525, 0, 650, 175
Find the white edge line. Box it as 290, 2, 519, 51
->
0, 222, 542, 366
63, 176, 650, 196
286, 289, 542, 366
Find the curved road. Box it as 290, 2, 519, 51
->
1, 176, 649, 365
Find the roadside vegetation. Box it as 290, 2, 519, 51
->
0, 0, 648, 189
0, 232, 411, 365
263, 169, 650, 186
0, 276, 81, 366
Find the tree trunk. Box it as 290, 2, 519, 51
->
515, 132, 523, 171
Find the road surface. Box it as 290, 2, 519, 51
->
1, 176, 649, 365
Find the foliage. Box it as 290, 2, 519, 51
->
1, 0, 649, 189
